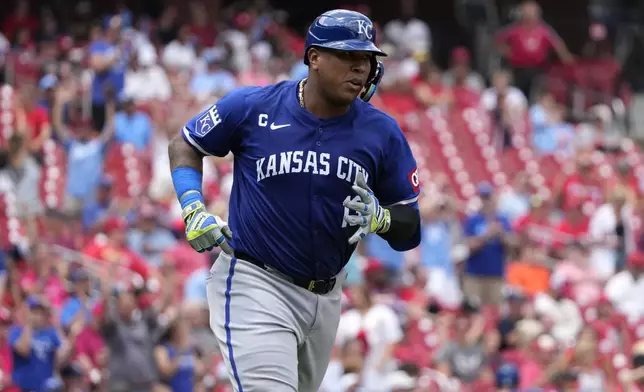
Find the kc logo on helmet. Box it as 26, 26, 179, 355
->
356, 20, 373, 39
408, 168, 420, 192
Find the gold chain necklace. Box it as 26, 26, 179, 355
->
298, 78, 307, 108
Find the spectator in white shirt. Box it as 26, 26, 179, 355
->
162, 25, 197, 72
383, 0, 431, 55
123, 45, 171, 102
335, 285, 403, 391
605, 252, 644, 323
481, 69, 528, 112
588, 186, 633, 280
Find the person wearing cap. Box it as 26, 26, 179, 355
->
442, 47, 485, 92
113, 91, 153, 151
462, 182, 513, 305
9, 296, 74, 392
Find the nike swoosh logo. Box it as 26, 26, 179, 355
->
270, 123, 291, 130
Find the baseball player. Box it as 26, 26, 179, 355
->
168, 9, 421, 392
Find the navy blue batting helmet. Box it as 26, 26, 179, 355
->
304, 9, 387, 102
496, 363, 519, 388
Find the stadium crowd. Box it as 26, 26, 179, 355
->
0, 0, 641, 391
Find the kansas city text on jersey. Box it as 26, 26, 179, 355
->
256, 150, 370, 185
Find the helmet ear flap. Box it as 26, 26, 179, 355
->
360, 61, 384, 102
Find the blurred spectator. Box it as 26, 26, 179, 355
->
162, 25, 197, 72
18, 84, 51, 155
99, 279, 161, 392
189, 49, 238, 101
187, 2, 216, 47
55, 102, 114, 215
555, 200, 590, 246
80, 175, 115, 233
413, 62, 453, 110
9, 296, 73, 392
238, 42, 274, 87
482, 69, 527, 114
336, 285, 403, 391
59, 362, 86, 392
462, 182, 513, 305
550, 242, 602, 304
154, 314, 204, 391
88, 19, 128, 133
605, 251, 644, 322
554, 153, 604, 211
19, 244, 66, 310
506, 246, 550, 297
420, 198, 460, 301
442, 47, 485, 92
540, 326, 614, 390
113, 92, 152, 151
123, 46, 172, 103
1, 0, 37, 43
383, 0, 431, 57
59, 267, 96, 330
156, 7, 180, 46
434, 305, 489, 384
621, 339, 644, 391
183, 253, 213, 305
73, 301, 107, 389
82, 216, 151, 281
496, 289, 529, 352
497, 171, 532, 223
127, 203, 177, 267
0, 307, 12, 390
0, 133, 42, 217
588, 186, 631, 279
320, 339, 365, 392
495, 0, 573, 98
530, 91, 575, 156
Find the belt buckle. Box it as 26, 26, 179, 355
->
307, 278, 336, 294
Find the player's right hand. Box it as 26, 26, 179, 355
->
182, 200, 234, 255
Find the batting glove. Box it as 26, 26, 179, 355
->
182, 200, 234, 254
343, 171, 391, 245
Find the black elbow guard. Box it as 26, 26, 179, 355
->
378, 204, 420, 243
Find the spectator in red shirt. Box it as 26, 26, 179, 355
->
18, 85, 51, 156
554, 154, 604, 211
495, 1, 573, 99
82, 217, 151, 282
555, 201, 590, 248
1, 0, 37, 42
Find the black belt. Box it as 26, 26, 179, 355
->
235, 251, 337, 295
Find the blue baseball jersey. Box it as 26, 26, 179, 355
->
182, 80, 420, 279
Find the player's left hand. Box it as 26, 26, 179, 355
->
343, 171, 391, 244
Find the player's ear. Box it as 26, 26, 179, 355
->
308, 48, 320, 70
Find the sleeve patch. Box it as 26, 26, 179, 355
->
408, 168, 420, 192
195, 105, 222, 137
